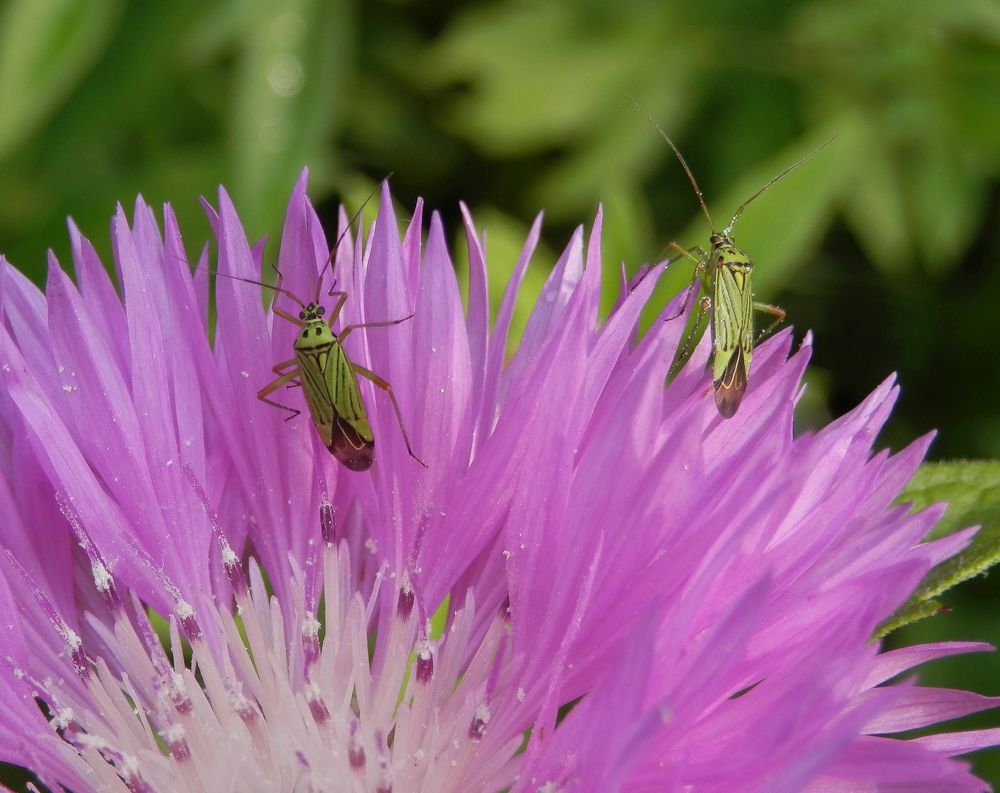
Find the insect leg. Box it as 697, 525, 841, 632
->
258, 368, 303, 420
752, 302, 786, 342
663, 243, 708, 322
350, 363, 428, 468
271, 357, 303, 390
668, 242, 705, 266
338, 314, 414, 343
326, 290, 350, 326
669, 295, 712, 379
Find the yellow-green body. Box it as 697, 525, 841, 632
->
293, 306, 374, 470
257, 290, 425, 471
245, 185, 425, 470
628, 94, 832, 418
704, 234, 755, 418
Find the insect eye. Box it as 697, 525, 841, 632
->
316, 306, 325, 316
298, 311, 306, 320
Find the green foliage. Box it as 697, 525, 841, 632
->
0, 1, 355, 285
0, 0, 124, 161
877, 461, 1000, 637
423, 0, 1000, 274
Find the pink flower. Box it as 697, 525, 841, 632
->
0, 172, 997, 791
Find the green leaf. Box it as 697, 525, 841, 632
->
0, 0, 123, 161
229, 0, 353, 235
910, 125, 988, 275
424, 0, 702, 223
789, 0, 1000, 275
875, 460, 1000, 638
839, 123, 912, 274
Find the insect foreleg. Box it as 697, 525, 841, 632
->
258, 369, 303, 420
351, 363, 428, 468
663, 243, 708, 322
667, 242, 705, 266
326, 290, 350, 326
752, 301, 786, 342
338, 314, 415, 343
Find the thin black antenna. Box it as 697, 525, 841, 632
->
723, 136, 837, 236
312, 174, 393, 304
202, 267, 308, 308
626, 95, 716, 232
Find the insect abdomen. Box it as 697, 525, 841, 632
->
296, 341, 374, 469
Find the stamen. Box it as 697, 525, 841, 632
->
2, 549, 91, 680
302, 609, 321, 672
469, 703, 491, 741
55, 492, 122, 613
375, 731, 393, 793
415, 634, 435, 683
306, 682, 331, 726
220, 535, 247, 596
397, 571, 415, 621
349, 721, 366, 770
319, 501, 335, 544
183, 464, 248, 596
161, 723, 191, 762
13, 536, 520, 790
174, 598, 202, 643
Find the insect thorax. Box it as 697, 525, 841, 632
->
294, 305, 336, 351
710, 234, 753, 274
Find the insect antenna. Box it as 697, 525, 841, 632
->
312, 174, 393, 305
626, 95, 716, 232
188, 260, 308, 308
723, 135, 838, 236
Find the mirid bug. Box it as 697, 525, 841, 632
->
627, 96, 834, 418
258, 278, 426, 471
218, 192, 426, 471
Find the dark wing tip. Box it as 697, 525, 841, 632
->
328, 417, 375, 471
329, 440, 374, 471
714, 347, 748, 419
715, 384, 746, 418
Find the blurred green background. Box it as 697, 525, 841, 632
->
1, 0, 999, 788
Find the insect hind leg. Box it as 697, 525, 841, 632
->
351, 363, 428, 469
752, 301, 786, 342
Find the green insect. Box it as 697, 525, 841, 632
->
221, 202, 426, 471
257, 274, 426, 471
628, 97, 833, 418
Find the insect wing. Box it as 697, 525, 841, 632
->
711, 260, 754, 418
328, 415, 375, 471
715, 345, 748, 418
297, 342, 375, 471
